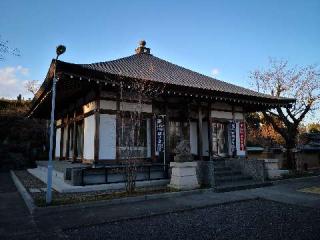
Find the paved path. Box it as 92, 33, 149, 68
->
0, 172, 63, 240
0, 172, 40, 239
1, 172, 320, 239
249, 176, 320, 208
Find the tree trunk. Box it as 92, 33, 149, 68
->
283, 147, 296, 170
282, 136, 297, 170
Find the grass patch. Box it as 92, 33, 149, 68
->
34, 187, 179, 207
299, 186, 320, 195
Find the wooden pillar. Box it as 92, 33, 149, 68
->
59, 122, 64, 160
65, 114, 70, 160
94, 100, 100, 163
197, 105, 203, 160
207, 103, 213, 160
151, 113, 156, 162
80, 112, 85, 162
72, 111, 77, 162
116, 95, 121, 162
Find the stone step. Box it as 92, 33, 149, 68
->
214, 170, 242, 177
215, 175, 252, 184
213, 167, 232, 172
214, 181, 272, 192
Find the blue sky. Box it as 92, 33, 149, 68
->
0, 0, 319, 105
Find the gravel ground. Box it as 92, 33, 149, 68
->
14, 170, 173, 206
65, 199, 320, 240
15, 170, 47, 189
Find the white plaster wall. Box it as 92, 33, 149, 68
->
62, 126, 68, 157
55, 128, 61, 158
83, 115, 95, 160
120, 102, 152, 113
211, 110, 232, 119
99, 114, 116, 160
190, 122, 198, 155
234, 112, 244, 120
100, 100, 117, 110
202, 122, 209, 156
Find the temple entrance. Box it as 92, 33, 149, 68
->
211, 121, 229, 157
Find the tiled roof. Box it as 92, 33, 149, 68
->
28, 46, 295, 118
79, 53, 281, 100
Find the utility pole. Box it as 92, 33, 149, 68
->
46, 45, 66, 204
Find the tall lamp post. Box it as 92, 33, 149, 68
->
46, 45, 66, 204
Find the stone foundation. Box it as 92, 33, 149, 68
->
168, 162, 199, 190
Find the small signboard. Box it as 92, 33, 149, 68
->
156, 116, 165, 153
230, 121, 236, 156
239, 121, 245, 151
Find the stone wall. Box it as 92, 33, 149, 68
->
234, 159, 266, 182
197, 161, 215, 187
248, 151, 320, 170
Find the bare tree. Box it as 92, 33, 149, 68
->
119, 78, 165, 193
307, 122, 320, 133
250, 59, 320, 169
24, 80, 40, 95
0, 35, 20, 61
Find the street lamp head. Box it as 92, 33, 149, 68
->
56, 45, 66, 57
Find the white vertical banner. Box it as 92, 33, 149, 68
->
230, 120, 236, 157
236, 121, 246, 156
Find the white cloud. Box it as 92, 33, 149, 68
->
211, 68, 220, 76
0, 65, 32, 99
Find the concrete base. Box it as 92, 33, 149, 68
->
264, 159, 289, 179
267, 169, 289, 179
28, 167, 169, 193
168, 162, 199, 190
